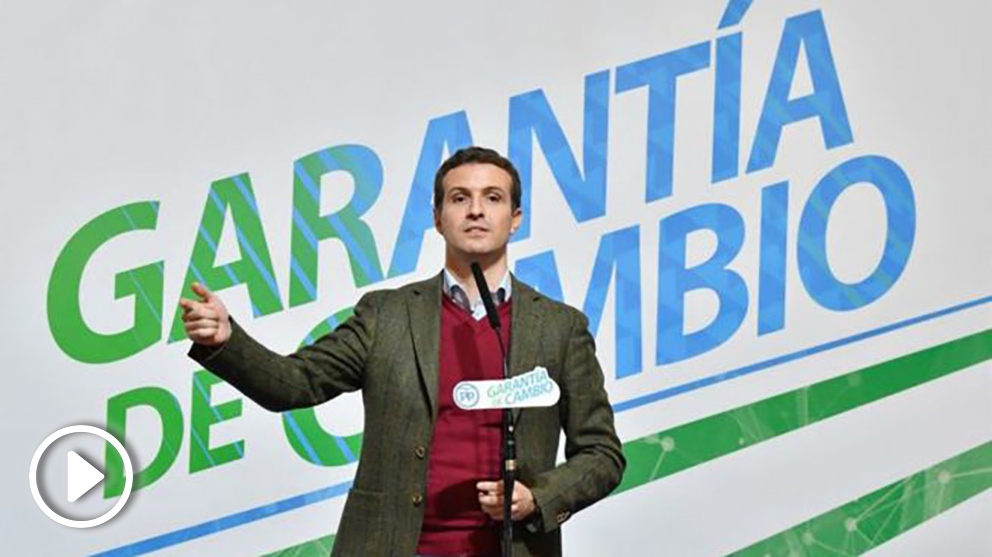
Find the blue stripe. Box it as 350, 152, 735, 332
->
232, 175, 260, 216
189, 423, 216, 470
614, 295, 992, 413
120, 206, 138, 230
198, 225, 218, 254
290, 256, 318, 301
292, 209, 320, 250
233, 225, 281, 299
92, 294, 991, 555
325, 213, 380, 281
119, 204, 163, 323
283, 413, 324, 466
294, 161, 321, 203
333, 434, 357, 463
209, 190, 225, 213
128, 270, 162, 324
91, 480, 353, 556
189, 264, 208, 288
223, 265, 239, 286
194, 374, 245, 458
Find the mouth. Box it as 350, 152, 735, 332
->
464, 226, 489, 234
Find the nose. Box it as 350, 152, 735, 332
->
468, 195, 485, 218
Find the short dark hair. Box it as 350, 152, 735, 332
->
434, 146, 522, 211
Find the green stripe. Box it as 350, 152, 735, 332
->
731, 441, 992, 556
616, 329, 992, 493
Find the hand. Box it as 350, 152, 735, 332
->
179, 283, 231, 347
477, 480, 536, 522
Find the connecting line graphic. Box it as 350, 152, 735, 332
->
92, 294, 992, 557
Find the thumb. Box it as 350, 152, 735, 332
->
190, 282, 213, 303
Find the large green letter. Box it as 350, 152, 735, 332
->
289, 145, 384, 307
48, 202, 163, 363
168, 173, 282, 342
105, 385, 184, 497
189, 370, 245, 473
282, 307, 363, 466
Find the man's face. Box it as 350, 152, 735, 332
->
434, 163, 522, 261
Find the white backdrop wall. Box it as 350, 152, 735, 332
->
2, 1, 990, 555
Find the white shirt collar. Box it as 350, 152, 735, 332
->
442, 267, 511, 321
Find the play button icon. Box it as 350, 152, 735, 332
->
30, 425, 133, 528
67, 450, 105, 503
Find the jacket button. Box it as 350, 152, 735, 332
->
414, 445, 426, 459
412, 494, 423, 506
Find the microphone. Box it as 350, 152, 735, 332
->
470, 262, 501, 331
469, 261, 515, 557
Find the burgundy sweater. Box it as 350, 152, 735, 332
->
415, 295, 512, 556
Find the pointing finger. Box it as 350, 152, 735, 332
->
190, 282, 213, 303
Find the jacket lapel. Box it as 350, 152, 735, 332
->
508, 275, 542, 379
408, 273, 443, 422
509, 276, 543, 425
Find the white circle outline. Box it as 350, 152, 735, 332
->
454, 383, 480, 409
29, 425, 133, 528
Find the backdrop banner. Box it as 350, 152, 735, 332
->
2, 1, 989, 555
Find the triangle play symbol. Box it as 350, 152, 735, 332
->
67, 451, 105, 503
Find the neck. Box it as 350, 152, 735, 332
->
445, 250, 508, 303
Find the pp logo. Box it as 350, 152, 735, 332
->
454, 383, 480, 409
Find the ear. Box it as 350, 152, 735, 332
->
510, 206, 523, 234
433, 206, 443, 235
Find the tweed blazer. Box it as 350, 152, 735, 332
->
189, 273, 625, 556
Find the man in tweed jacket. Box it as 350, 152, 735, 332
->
182, 147, 625, 556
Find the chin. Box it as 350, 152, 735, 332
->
455, 244, 499, 258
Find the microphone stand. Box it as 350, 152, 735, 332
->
495, 324, 514, 557
470, 263, 516, 557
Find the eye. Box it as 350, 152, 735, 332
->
451, 193, 467, 204
487, 193, 502, 202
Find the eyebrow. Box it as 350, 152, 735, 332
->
446, 186, 508, 195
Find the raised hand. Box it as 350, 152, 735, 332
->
179, 283, 231, 347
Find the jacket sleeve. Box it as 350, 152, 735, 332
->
527, 309, 626, 533
187, 292, 379, 412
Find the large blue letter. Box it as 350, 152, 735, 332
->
758, 181, 789, 335
582, 226, 642, 379
747, 10, 853, 173
389, 112, 473, 278
616, 41, 710, 203
798, 155, 915, 311
514, 251, 563, 302
658, 204, 748, 364
712, 32, 743, 183
508, 70, 610, 240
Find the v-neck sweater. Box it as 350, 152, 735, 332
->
415, 295, 512, 556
